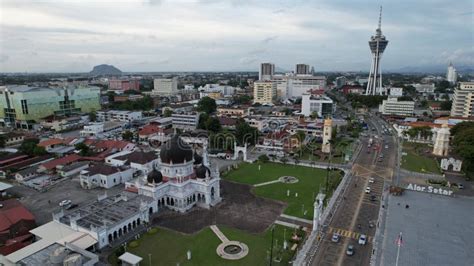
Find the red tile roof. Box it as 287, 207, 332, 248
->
139, 125, 162, 136
38, 138, 65, 148
40, 154, 81, 170
0, 199, 35, 232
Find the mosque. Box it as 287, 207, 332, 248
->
126, 135, 221, 212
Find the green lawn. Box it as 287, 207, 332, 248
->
223, 163, 342, 219
402, 143, 441, 174
109, 225, 303, 266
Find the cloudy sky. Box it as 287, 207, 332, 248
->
0, 0, 472, 72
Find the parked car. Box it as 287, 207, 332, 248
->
358, 234, 367, 245
369, 177, 375, 183
346, 245, 354, 256
365, 187, 371, 194
331, 233, 340, 243
59, 200, 72, 207
458, 184, 464, 189
370, 194, 377, 201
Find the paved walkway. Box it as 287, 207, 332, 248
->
274, 220, 301, 229
280, 214, 312, 225
253, 179, 280, 187
210, 225, 229, 243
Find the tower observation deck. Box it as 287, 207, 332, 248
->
365, 6, 389, 95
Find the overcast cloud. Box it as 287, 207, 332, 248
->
0, 0, 472, 72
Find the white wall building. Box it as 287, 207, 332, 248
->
272, 74, 326, 99
79, 121, 122, 137
171, 113, 199, 131
301, 94, 334, 117
413, 83, 435, 94
389, 87, 403, 97
450, 82, 474, 118
80, 163, 135, 189
253, 81, 276, 105
379, 97, 415, 116
153, 78, 178, 96
96, 110, 142, 122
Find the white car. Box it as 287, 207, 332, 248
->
365, 187, 371, 194
59, 200, 72, 207
331, 233, 341, 243
368, 177, 375, 183
358, 234, 367, 245
385, 145, 389, 149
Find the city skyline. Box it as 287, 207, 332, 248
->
1, 0, 473, 73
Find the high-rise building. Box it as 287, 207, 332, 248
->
253, 81, 276, 104
153, 78, 178, 96
0, 85, 101, 129
259, 63, 275, 81
446, 62, 457, 84
296, 64, 310, 75
450, 82, 474, 118
366, 6, 389, 95
108, 79, 140, 93
335, 76, 347, 89
272, 74, 326, 99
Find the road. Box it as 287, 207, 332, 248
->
311, 113, 398, 266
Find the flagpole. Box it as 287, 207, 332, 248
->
395, 232, 402, 266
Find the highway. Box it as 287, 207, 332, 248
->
311, 113, 398, 266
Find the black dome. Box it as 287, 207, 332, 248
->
196, 165, 211, 179
147, 169, 163, 184
160, 135, 193, 164
193, 152, 203, 165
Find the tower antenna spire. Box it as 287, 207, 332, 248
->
378, 5, 382, 30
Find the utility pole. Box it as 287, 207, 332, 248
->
269, 225, 275, 266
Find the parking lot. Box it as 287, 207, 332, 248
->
9, 176, 123, 224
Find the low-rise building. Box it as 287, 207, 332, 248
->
217, 107, 248, 117
171, 113, 199, 131
301, 94, 334, 117
253, 81, 276, 105
80, 163, 134, 189
96, 110, 142, 122
80, 121, 123, 137
0, 132, 25, 146
379, 97, 415, 116
108, 79, 140, 93
153, 78, 178, 96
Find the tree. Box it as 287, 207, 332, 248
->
89, 112, 97, 122
163, 109, 173, 117
435, 80, 451, 93
197, 97, 217, 114
258, 154, 269, 163
440, 101, 452, 111
451, 123, 474, 179
19, 138, 40, 156
205, 117, 221, 133
75, 143, 91, 156
235, 119, 259, 146
295, 131, 306, 143
122, 130, 134, 141
33, 146, 47, 156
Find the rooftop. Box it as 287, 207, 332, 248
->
59, 192, 154, 230
379, 191, 474, 265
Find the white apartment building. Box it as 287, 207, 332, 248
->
301, 94, 334, 117
97, 110, 142, 122
379, 97, 415, 116
450, 82, 474, 117
171, 113, 199, 131
79, 121, 122, 137
198, 84, 236, 96
253, 81, 276, 105
153, 78, 178, 96
80, 163, 135, 189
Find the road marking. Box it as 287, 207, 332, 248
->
328, 227, 373, 243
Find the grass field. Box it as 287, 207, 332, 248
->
402, 143, 441, 174
223, 163, 342, 219
109, 225, 303, 266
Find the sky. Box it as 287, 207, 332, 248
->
0, 0, 473, 72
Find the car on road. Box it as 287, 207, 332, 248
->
331, 233, 340, 243
369, 177, 375, 183
59, 200, 72, 207
358, 234, 367, 245
365, 187, 371, 194
346, 245, 354, 256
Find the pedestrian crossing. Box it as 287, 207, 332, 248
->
328, 227, 373, 243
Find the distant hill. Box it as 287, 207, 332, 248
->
89, 64, 122, 76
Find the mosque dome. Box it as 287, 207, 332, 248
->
160, 135, 193, 164
147, 168, 163, 184
196, 165, 211, 179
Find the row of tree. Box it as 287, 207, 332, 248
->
450, 122, 474, 179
